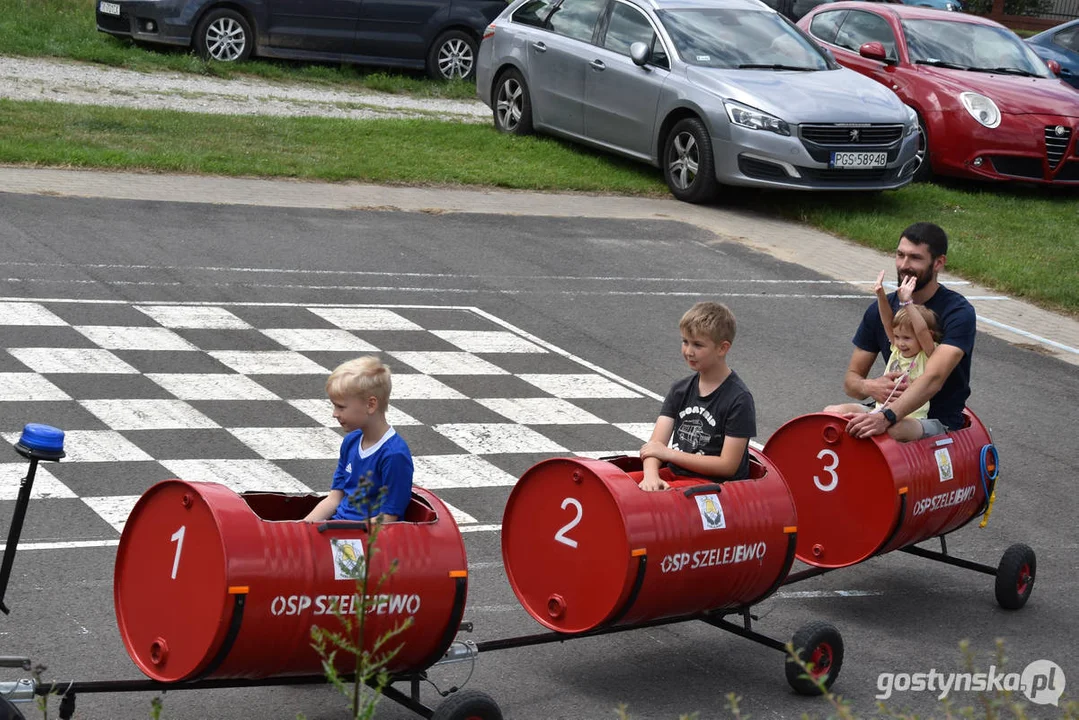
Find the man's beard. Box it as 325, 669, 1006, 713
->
898, 267, 933, 291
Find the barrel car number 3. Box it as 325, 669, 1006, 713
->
813, 449, 839, 492
554, 498, 583, 548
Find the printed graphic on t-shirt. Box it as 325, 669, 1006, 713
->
677, 406, 715, 452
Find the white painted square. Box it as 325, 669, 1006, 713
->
390, 352, 508, 376
0, 431, 154, 463
0, 463, 76, 500
433, 423, 566, 454
73, 325, 198, 351
8, 348, 138, 374
82, 496, 139, 533
80, 399, 219, 430
287, 399, 420, 427
136, 305, 252, 329
260, 328, 379, 352
518, 374, 641, 398
146, 373, 280, 401
430, 331, 545, 354
412, 455, 518, 489
442, 500, 477, 525
209, 351, 329, 375
0, 302, 68, 326
614, 423, 657, 442
0, 373, 71, 401
228, 427, 343, 460
308, 308, 422, 331
476, 398, 605, 425
390, 374, 466, 400
160, 459, 313, 494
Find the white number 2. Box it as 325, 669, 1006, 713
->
813, 449, 840, 492
553, 497, 583, 548
170, 525, 186, 580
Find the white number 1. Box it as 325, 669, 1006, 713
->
170, 525, 186, 580
554, 498, 583, 548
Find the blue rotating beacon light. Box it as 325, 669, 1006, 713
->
0, 424, 65, 614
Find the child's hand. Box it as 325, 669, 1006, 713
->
638, 473, 670, 492
897, 275, 916, 303
873, 270, 886, 296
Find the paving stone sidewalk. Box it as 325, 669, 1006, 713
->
2, 166, 1076, 368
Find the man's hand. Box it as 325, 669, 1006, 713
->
638, 473, 670, 492
861, 372, 908, 404
640, 441, 670, 463
846, 410, 891, 438
897, 275, 916, 304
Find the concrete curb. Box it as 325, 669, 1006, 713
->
2, 165, 1076, 368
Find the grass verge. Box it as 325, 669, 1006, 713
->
0, 0, 479, 99
0, 98, 1075, 315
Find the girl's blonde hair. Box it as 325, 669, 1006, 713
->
325, 356, 391, 410
893, 305, 941, 344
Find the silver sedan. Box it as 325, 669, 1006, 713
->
477, 0, 921, 202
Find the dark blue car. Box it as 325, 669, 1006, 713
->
96, 0, 507, 80
1026, 18, 1079, 90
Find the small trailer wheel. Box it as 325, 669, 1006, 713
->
995, 543, 1036, 610
0, 694, 28, 720
785, 621, 844, 696
431, 689, 503, 720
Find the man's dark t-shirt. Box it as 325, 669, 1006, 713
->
852, 285, 976, 430
659, 370, 756, 480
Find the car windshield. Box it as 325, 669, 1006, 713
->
657, 8, 830, 70
903, 19, 1050, 77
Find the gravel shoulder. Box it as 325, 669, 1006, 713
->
0, 54, 490, 121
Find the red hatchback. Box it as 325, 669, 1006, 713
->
798, 3, 1079, 184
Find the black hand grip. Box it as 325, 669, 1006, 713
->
683, 483, 724, 497
317, 521, 368, 533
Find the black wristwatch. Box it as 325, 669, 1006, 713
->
881, 408, 898, 426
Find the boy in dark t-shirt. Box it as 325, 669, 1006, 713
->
639, 302, 756, 491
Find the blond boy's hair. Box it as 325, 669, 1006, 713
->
893, 305, 941, 344
325, 356, 392, 411
679, 302, 737, 345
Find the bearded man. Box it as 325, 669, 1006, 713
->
843, 222, 977, 439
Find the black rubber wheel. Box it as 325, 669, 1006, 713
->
663, 117, 718, 203
912, 113, 932, 183
786, 621, 844, 696
427, 29, 478, 80
431, 689, 503, 720
194, 8, 253, 63
0, 695, 27, 720
995, 543, 1036, 610
492, 68, 533, 136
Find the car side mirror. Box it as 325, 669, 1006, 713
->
630, 41, 651, 67
859, 41, 893, 64
1046, 58, 1061, 76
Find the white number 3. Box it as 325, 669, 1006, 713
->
814, 449, 840, 492
554, 497, 583, 548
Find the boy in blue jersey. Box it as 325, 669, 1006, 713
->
304, 356, 414, 524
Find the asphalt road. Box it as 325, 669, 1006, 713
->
0, 192, 1075, 720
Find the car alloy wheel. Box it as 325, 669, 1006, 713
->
668, 130, 699, 191
438, 38, 474, 80
493, 69, 532, 135
663, 117, 717, 203
196, 9, 252, 63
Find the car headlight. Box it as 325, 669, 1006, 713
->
724, 101, 790, 136
905, 105, 919, 136
959, 92, 1001, 129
